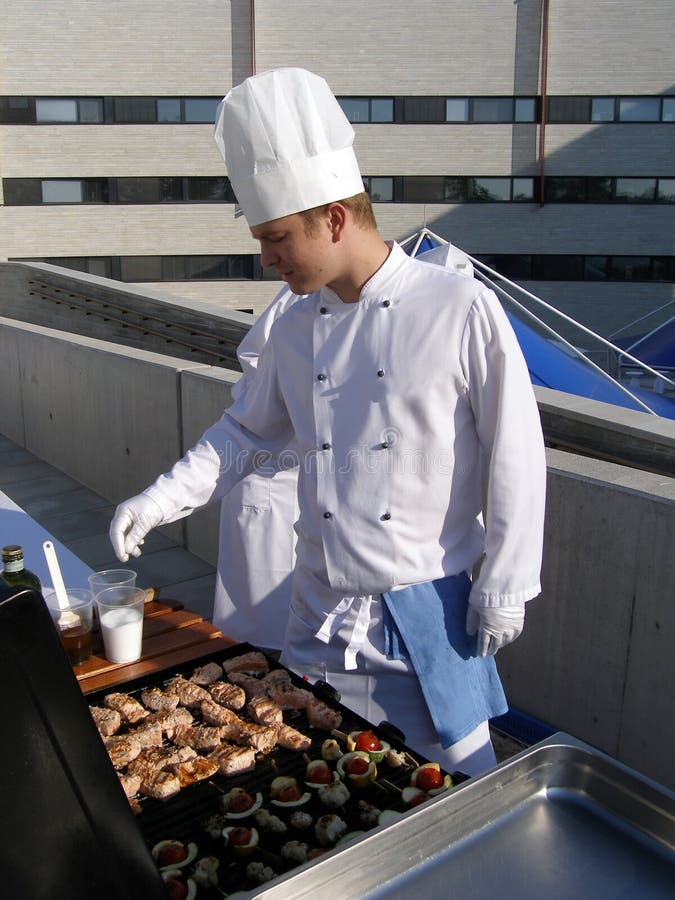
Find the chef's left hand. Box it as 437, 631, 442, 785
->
466, 603, 525, 657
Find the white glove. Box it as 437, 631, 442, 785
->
466, 604, 526, 658
109, 493, 164, 562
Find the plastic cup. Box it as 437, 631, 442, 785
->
95, 585, 145, 664
88, 568, 137, 598
44, 587, 94, 666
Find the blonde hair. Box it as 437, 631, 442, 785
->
300, 191, 377, 236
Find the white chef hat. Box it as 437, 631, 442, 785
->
214, 67, 365, 226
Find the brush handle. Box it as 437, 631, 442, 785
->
43, 541, 70, 611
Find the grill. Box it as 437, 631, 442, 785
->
84, 642, 464, 895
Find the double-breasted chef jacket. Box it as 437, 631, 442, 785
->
145, 242, 547, 750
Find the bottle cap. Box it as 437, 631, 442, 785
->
2, 545, 24, 561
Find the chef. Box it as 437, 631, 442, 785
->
110, 67, 546, 776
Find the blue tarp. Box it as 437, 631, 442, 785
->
616, 316, 675, 369
505, 312, 675, 418
406, 232, 675, 419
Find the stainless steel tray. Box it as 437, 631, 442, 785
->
250, 733, 675, 899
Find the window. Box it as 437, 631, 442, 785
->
3, 179, 42, 204
157, 98, 182, 122
399, 97, 445, 123
113, 98, 156, 123
545, 177, 586, 202
657, 179, 675, 202
445, 98, 469, 122
472, 98, 513, 123
618, 97, 660, 122
512, 178, 534, 201
586, 178, 613, 202
547, 97, 590, 123
185, 177, 235, 202
584, 257, 609, 281
614, 178, 656, 202
41, 180, 83, 203
514, 98, 537, 122
469, 178, 511, 201
609, 257, 652, 280
371, 98, 394, 122
591, 97, 615, 122
36, 98, 78, 122
120, 257, 163, 281
339, 98, 369, 122
365, 177, 394, 201
532, 256, 585, 280
184, 98, 220, 123
401, 176, 447, 202
663, 98, 675, 122
116, 177, 182, 203
79, 99, 104, 123
0, 97, 35, 123
476, 255, 533, 280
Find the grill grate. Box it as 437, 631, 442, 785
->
85, 643, 464, 894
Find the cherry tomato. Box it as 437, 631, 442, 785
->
165, 878, 188, 900
308, 764, 332, 784
277, 785, 302, 803
228, 826, 252, 847
408, 790, 430, 808
346, 756, 370, 775
415, 768, 445, 791
229, 791, 255, 813
157, 842, 187, 867
355, 731, 381, 752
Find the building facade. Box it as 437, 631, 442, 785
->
1, 0, 673, 332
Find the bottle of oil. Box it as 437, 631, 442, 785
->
1, 545, 42, 592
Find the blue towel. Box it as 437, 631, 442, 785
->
382, 573, 508, 747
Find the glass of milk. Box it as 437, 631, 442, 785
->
95, 585, 145, 664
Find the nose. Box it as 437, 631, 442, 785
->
259, 240, 279, 269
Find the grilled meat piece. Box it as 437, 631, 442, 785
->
253, 808, 287, 834
104, 692, 149, 724
247, 695, 284, 726
128, 720, 164, 748
127, 745, 197, 780
266, 682, 313, 710
118, 772, 142, 799
140, 686, 179, 712
200, 698, 244, 730
276, 723, 312, 752
208, 680, 246, 710
90, 705, 122, 737
104, 734, 142, 769
306, 697, 342, 731
261, 668, 292, 688
168, 755, 219, 788
208, 744, 256, 777
173, 724, 226, 752
222, 650, 269, 676
228, 672, 268, 699
190, 661, 223, 685
139, 769, 181, 801
236, 722, 278, 754
146, 706, 194, 739
166, 676, 211, 708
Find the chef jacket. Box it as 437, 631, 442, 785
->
146, 241, 546, 614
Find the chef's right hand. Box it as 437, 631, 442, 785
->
109, 493, 164, 562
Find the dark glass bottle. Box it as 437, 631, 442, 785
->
1, 545, 42, 592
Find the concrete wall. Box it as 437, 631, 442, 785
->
1, 314, 673, 788
497, 449, 675, 789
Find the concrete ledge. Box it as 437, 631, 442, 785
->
534, 385, 675, 475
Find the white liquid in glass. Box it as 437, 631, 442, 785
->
100, 607, 143, 663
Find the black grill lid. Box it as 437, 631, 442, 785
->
0, 585, 165, 900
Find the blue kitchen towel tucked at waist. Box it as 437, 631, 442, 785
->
382, 573, 507, 747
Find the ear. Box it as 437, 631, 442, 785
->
326, 203, 347, 242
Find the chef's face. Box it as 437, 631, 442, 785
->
251, 211, 338, 295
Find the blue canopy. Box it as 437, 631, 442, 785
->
616, 316, 675, 369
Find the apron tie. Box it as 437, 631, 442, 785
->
315, 595, 373, 670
